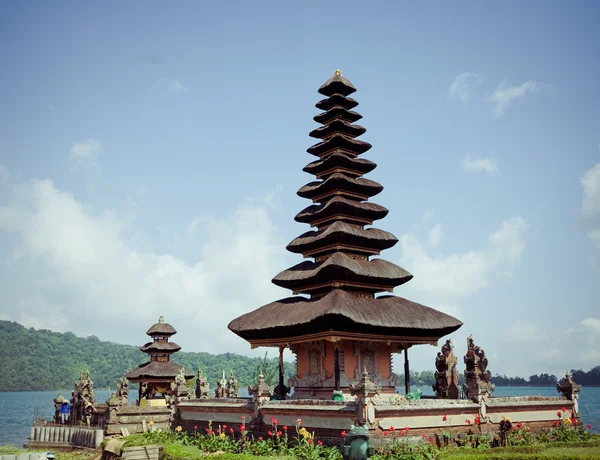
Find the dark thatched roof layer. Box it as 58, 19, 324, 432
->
295, 196, 388, 225
228, 289, 462, 342
308, 134, 372, 157
303, 153, 377, 178
318, 73, 357, 97
309, 119, 366, 139
125, 361, 194, 381
297, 173, 383, 201
272, 251, 413, 291
314, 107, 362, 125
287, 221, 398, 255
316, 94, 358, 111
139, 341, 182, 353
146, 322, 177, 336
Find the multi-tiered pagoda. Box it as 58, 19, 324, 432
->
125, 316, 194, 406
229, 71, 462, 399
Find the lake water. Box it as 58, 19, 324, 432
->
1, 387, 598, 447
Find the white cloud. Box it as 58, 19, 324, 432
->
0, 171, 289, 356
582, 317, 600, 332
462, 154, 499, 175
447, 72, 482, 104
581, 163, 600, 247
399, 216, 528, 301
486, 78, 550, 117
154, 78, 189, 94
427, 223, 443, 248
70, 139, 101, 161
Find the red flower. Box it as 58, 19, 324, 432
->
405, 426, 410, 431
442, 415, 447, 421
240, 425, 246, 432
466, 419, 471, 425
553, 421, 560, 426
317, 440, 323, 446
205, 429, 213, 435
517, 422, 522, 429
519, 435, 523, 439
571, 417, 577, 424
297, 418, 302, 424
562, 407, 567, 412
383, 430, 388, 436
390, 425, 395, 431
422, 433, 427, 439
283, 426, 288, 430
217, 429, 221, 434
308, 438, 313, 445
276, 431, 282, 437
223, 424, 227, 429
258, 437, 263, 441
241, 416, 246, 421
556, 411, 562, 418
341, 431, 347, 437
588, 424, 592, 430
194, 425, 198, 430
474, 417, 480, 425
428, 436, 434, 443
270, 416, 275, 422
229, 428, 234, 434
268, 430, 273, 437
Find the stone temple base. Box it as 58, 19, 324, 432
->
176, 394, 577, 442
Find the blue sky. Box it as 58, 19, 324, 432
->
0, 0, 599, 378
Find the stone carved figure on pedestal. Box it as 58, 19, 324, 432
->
215, 370, 227, 398
557, 372, 581, 416
350, 368, 381, 428
70, 370, 97, 425
52, 392, 66, 424
463, 335, 495, 402
195, 368, 210, 399
433, 339, 459, 399
116, 377, 129, 406
226, 371, 239, 398
248, 372, 273, 420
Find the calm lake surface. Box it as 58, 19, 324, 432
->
1, 387, 598, 446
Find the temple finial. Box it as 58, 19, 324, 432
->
334, 69, 342, 76
158, 316, 164, 323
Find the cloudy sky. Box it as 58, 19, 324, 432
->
0, 1, 599, 379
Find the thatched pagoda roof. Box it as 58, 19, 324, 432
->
125, 361, 194, 381
295, 196, 389, 225
314, 107, 362, 125
146, 321, 177, 336
228, 289, 462, 345
309, 119, 366, 139
139, 341, 182, 353
272, 251, 412, 294
316, 94, 359, 111
318, 71, 357, 97
287, 221, 398, 255
297, 173, 383, 201
307, 134, 372, 157
229, 70, 463, 346
303, 153, 377, 178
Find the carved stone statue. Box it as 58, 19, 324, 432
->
557, 372, 581, 416
195, 368, 210, 399
70, 370, 97, 425
116, 377, 129, 406
350, 368, 381, 427
433, 339, 459, 399
215, 370, 226, 398
226, 371, 239, 398
463, 335, 495, 402
248, 372, 274, 419
52, 392, 66, 424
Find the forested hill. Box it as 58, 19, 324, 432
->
0, 320, 293, 391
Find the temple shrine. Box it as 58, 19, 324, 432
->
125, 316, 194, 406
229, 70, 463, 399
